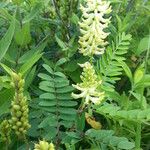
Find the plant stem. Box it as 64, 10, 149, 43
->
135, 123, 141, 150
52, 0, 70, 40
24, 136, 30, 150
5, 140, 9, 150
145, 33, 150, 72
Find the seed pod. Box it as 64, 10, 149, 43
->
16, 122, 22, 127
13, 105, 20, 110
19, 128, 24, 132
34, 140, 55, 150
10, 72, 31, 138
12, 126, 17, 130
12, 117, 18, 122
16, 111, 22, 117
0, 120, 12, 144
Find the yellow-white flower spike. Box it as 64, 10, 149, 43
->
79, 0, 112, 56
72, 62, 105, 105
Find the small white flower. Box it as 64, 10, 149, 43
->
72, 62, 105, 105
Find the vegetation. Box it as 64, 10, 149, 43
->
0, 0, 149, 150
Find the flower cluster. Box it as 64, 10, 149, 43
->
79, 0, 111, 56
34, 140, 55, 150
72, 62, 105, 105
0, 120, 11, 143
10, 72, 30, 137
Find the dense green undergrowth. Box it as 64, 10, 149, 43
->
0, 0, 150, 150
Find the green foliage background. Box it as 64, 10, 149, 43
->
0, 0, 150, 150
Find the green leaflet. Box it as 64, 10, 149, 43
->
97, 32, 132, 92
19, 52, 43, 75
19, 41, 47, 75
14, 22, 31, 46
23, 3, 41, 23
96, 103, 150, 122
38, 62, 77, 138
0, 16, 15, 61
85, 129, 135, 150
0, 63, 13, 75
0, 88, 14, 116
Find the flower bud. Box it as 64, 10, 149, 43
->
72, 62, 105, 105
78, 0, 111, 56
34, 140, 55, 150
10, 72, 30, 138
0, 120, 11, 143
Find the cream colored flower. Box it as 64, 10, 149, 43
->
34, 140, 55, 150
79, 0, 111, 56
72, 62, 105, 105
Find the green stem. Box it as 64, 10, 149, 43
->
145, 33, 150, 72
24, 136, 30, 150
52, 0, 70, 40
135, 123, 141, 150
5, 140, 9, 150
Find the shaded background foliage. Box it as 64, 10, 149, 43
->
0, 0, 150, 150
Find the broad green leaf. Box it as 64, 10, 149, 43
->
39, 85, 55, 92
59, 108, 76, 115
136, 36, 150, 55
23, 3, 41, 23
56, 86, 74, 93
18, 41, 47, 64
0, 17, 15, 61
24, 66, 36, 89
38, 116, 57, 128
39, 101, 57, 107
55, 58, 67, 67
54, 72, 66, 78
119, 60, 133, 82
134, 66, 144, 84
38, 73, 53, 81
40, 93, 56, 99
12, 0, 23, 5
0, 63, 13, 75
55, 81, 69, 88
43, 64, 54, 74
0, 2, 9, 8
60, 114, 75, 121
70, 13, 79, 25
59, 101, 77, 107
0, 8, 13, 21
0, 88, 14, 116
19, 53, 43, 75
76, 112, 85, 131
0, 76, 11, 88
135, 75, 150, 88
55, 35, 67, 50
57, 93, 73, 100
39, 81, 55, 88
14, 22, 31, 46
118, 141, 135, 149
